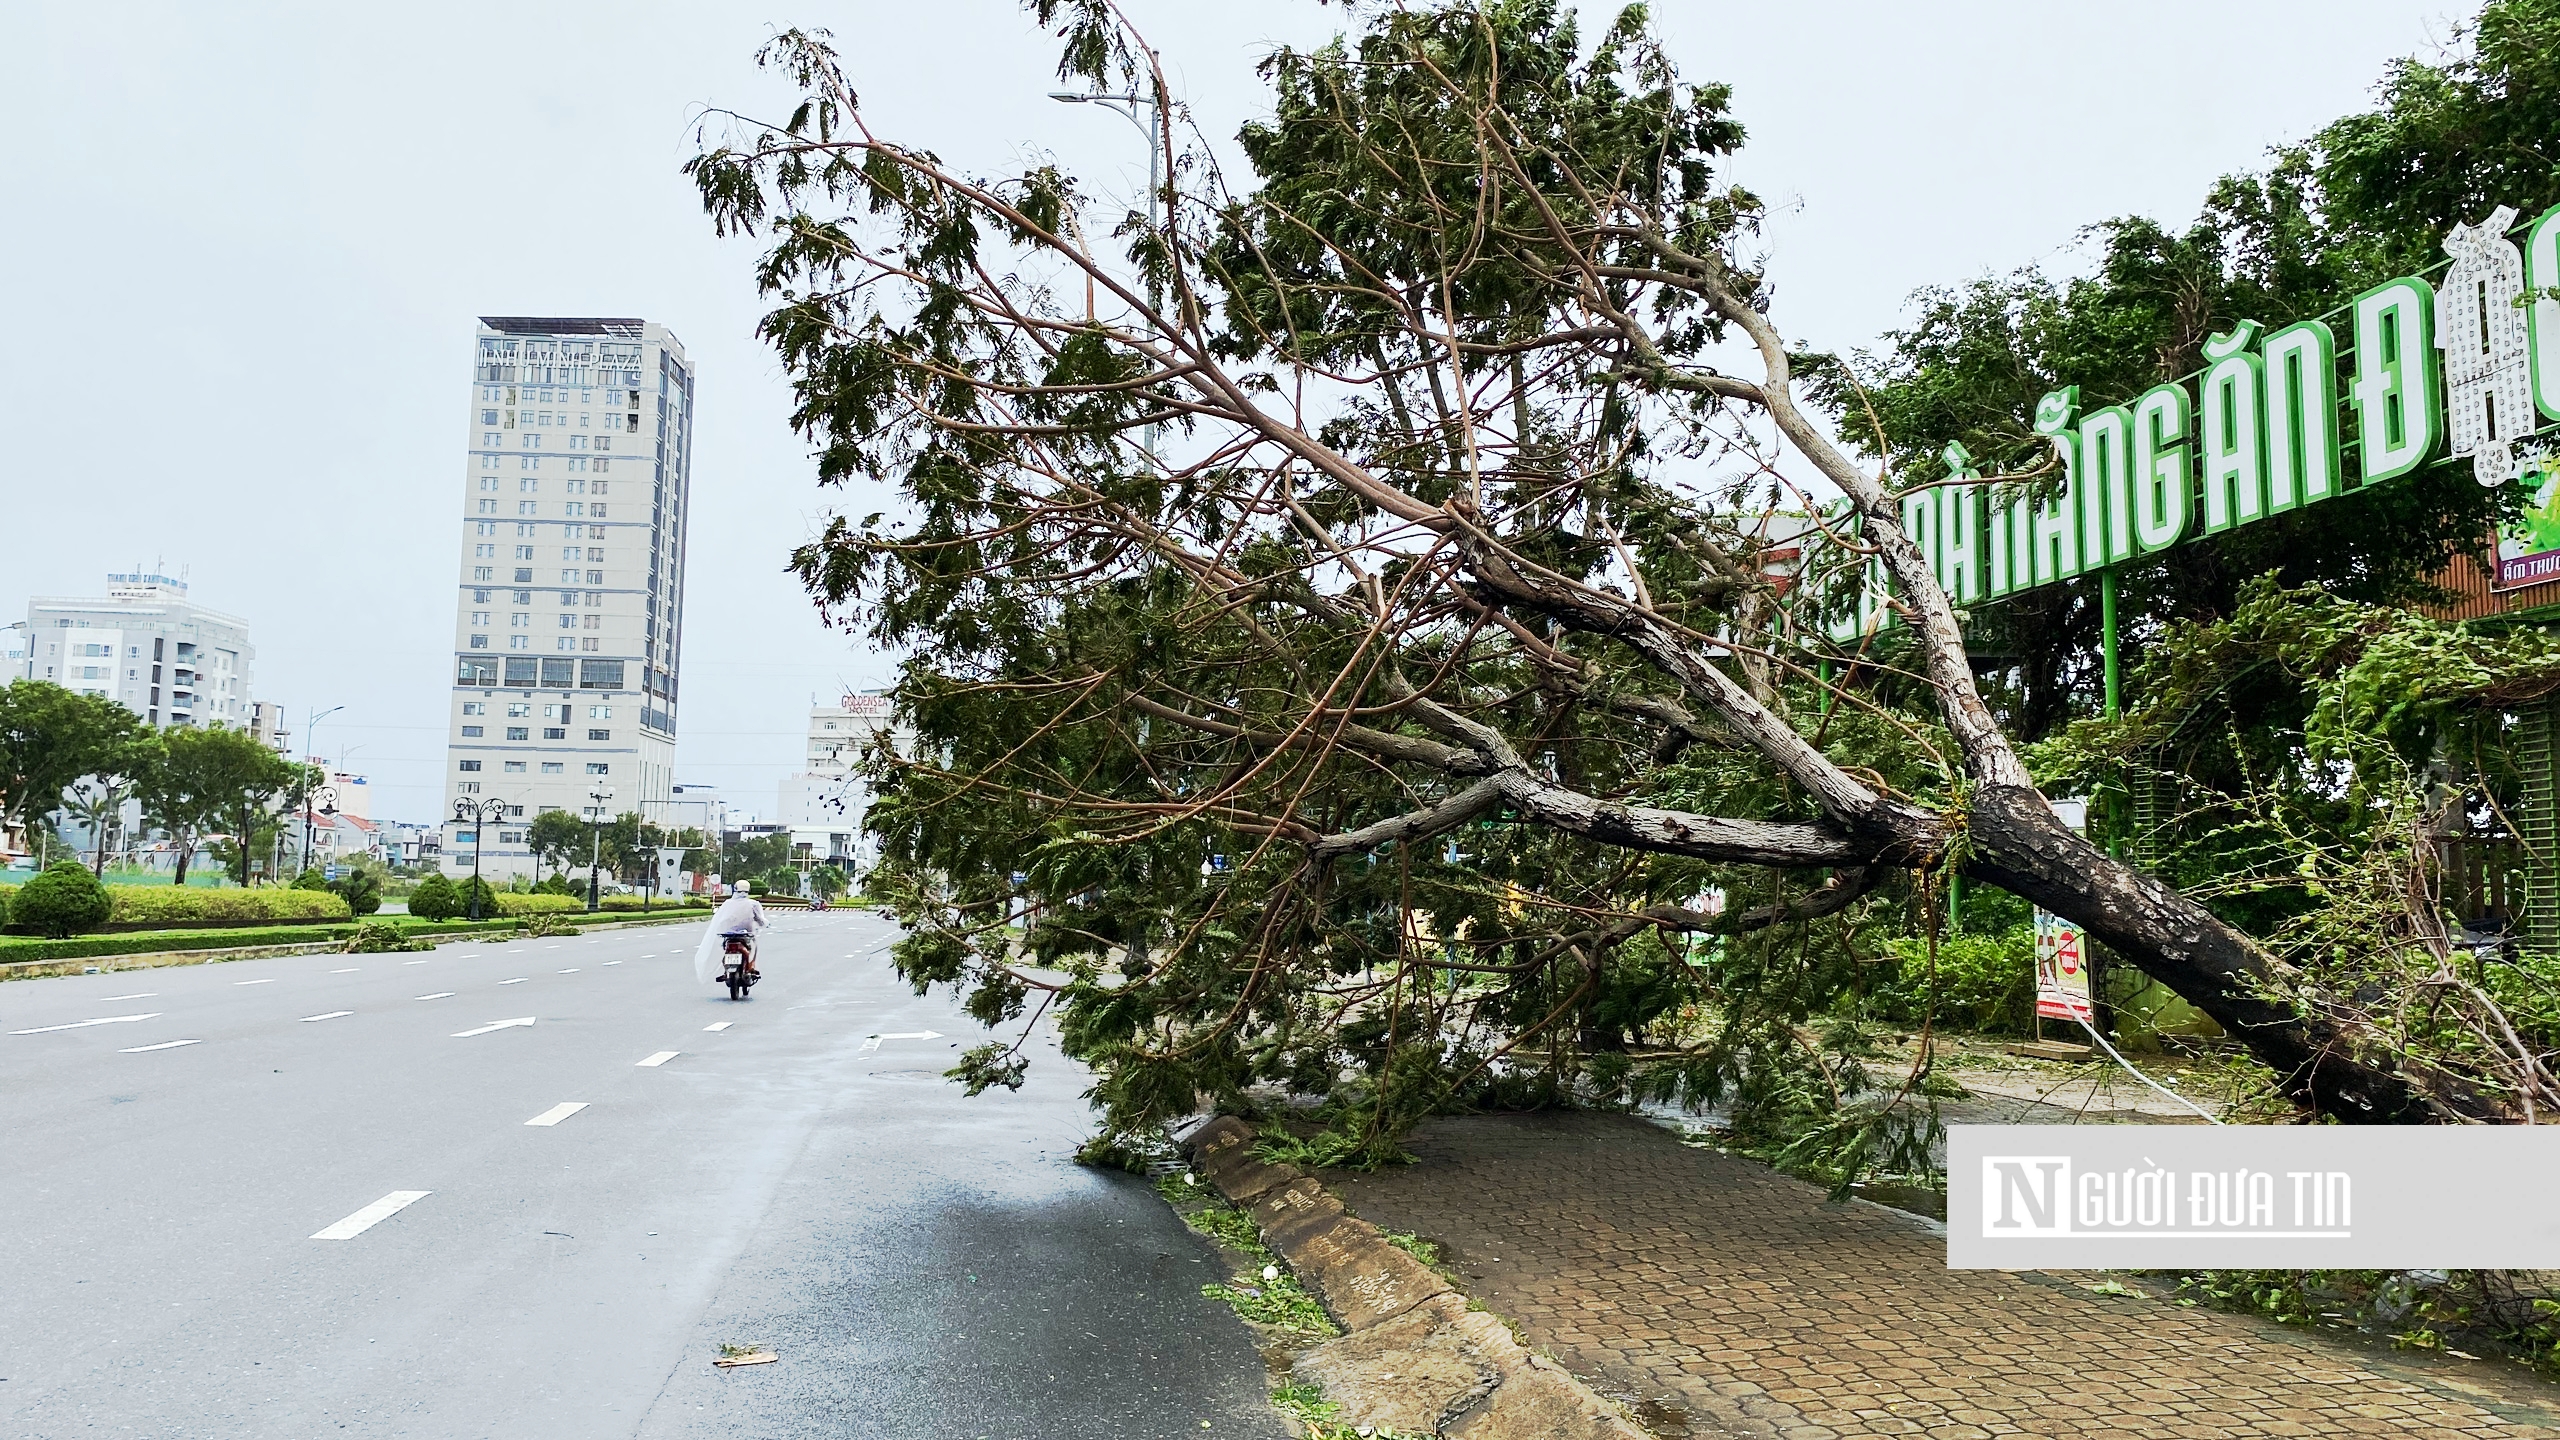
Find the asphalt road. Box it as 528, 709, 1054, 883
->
0, 910, 1287, 1439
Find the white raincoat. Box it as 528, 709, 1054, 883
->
692, 891, 770, 983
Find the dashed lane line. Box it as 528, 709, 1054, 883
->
329, 968, 359, 974
301, 1011, 354, 1023
635, 1051, 680, 1067
524, 1102, 589, 1127
499, 978, 527, 985
101, 992, 156, 1001
414, 992, 455, 1001
558, 968, 579, 973
234, 978, 279, 986
704, 1021, 733, 1032
311, 1190, 430, 1241
120, 1039, 200, 1053
13, 1014, 160, 1035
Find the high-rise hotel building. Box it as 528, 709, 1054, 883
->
442, 317, 694, 880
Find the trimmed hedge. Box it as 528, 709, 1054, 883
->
600, 893, 713, 912
106, 886, 353, 925
491, 893, 582, 916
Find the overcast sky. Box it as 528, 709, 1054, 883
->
1, 0, 2468, 824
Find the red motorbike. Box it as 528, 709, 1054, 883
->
719, 933, 760, 1000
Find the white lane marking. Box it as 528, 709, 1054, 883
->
301, 1011, 354, 1023
120, 1039, 201, 1052
524, 1102, 588, 1127
703, 1021, 733, 1032
451, 1017, 536, 1038
13, 1013, 161, 1035
234, 978, 280, 986
102, 992, 156, 1001
413, 992, 455, 1001
601, 960, 622, 966
311, 1190, 431, 1241
402, 959, 430, 966
329, 968, 359, 974
859, 1029, 943, 1054
544, 945, 563, 950
635, 1051, 679, 1067
558, 968, 579, 973
499, 978, 527, 985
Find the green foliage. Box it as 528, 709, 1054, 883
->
454, 875, 498, 918
1871, 927, 2035, 1036
1171, 1191, 1337, 1336
136, 724, 297, 887
1847, 0, 2560, 745
329, 868, 382, 917
520, 912, 577, 937
104, 886, 350, 925
2162, 1269, 2560, 1374
532, 871, 580, 897
343, 921, 427, 954
493, 893, 581, 917
0, 682, 153, 835
525, 809, 591, 876
13, 861, 111, 938
290, 868, 329, 892
407, 872, 460, 920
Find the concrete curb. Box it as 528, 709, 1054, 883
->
1186, 1117, 1648, 1440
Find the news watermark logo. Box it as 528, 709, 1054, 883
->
1948, 1127, 2560, 1269
1979, 1156, 2349, 1239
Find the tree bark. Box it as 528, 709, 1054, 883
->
1961, 785, 2506, 1123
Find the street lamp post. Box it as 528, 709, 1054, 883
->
585, 786, 615, 913
300, 784, 338, 880
452, 796, 509, 921
1050, 82, 1164, 461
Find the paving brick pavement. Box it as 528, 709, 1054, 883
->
1320, 1112, 2560, 1439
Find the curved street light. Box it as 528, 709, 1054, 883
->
452, 795, 511, 921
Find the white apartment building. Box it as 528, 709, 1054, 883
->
21, 573, 254, 728
442, 317, 696, 880
778, 693, 906, 868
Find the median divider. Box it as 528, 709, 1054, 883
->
1183, 1116, 1646, 1440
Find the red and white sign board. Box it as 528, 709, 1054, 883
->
2033, 908, 2093, 1022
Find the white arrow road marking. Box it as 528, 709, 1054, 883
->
860, 1029, 943, 1054
703, 1021, 732, 1032
13, 1013, 160, 1035
233, 978, 278, 986
301, 1011, 354, 1023
413, 992, 454, 1001
311, 1190, 430, 1240
524, 1102, 588, 1127
451, 1017, 537, 1038
120, 1039, 200, 1053
635, 1051, 679, 1067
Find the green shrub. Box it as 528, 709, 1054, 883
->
532, 871, 580, 897
329, 870, 383, 917
599, 892, 709, 911
104, 886, 352, 925
344, 920, 426, 953
492, 892, 581, 916
0, 883, 12, 926
1872, 926, 2036, 1035
292, 867, 331, 891
408, 872, 459, 920
520, 912, 578, 937
456, 875, 498, 918
15, 862, 114, 938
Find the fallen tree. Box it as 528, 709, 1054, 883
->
691, 0, 2534, 1142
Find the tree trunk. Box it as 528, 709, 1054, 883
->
1960, 785, 2505, 1123
172, 839, 193, 887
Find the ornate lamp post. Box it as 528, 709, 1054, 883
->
452, 796, 509, 921
585, 786, 615, 913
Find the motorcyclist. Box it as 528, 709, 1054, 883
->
706, 880, 768, 982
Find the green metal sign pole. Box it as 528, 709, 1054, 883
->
2100, 568, 2122, 721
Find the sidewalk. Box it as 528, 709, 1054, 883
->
1322, 1113, 2560, 1438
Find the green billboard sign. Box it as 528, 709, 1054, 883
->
1830, 203, 2560, 639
